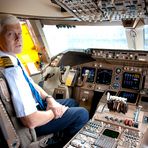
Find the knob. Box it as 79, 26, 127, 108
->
118, 126, 122, 132
101, 122, 104, 127
138, 131, 142, 137
82, 97, 86, 102
105, 116, 109, 120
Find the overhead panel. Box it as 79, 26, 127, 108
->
54, 0, 148, 22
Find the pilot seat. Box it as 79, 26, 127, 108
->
0, 71, 58, 148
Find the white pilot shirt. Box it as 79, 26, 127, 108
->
0, 51, 37, 117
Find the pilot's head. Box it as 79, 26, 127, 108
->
0, 15, 22, 55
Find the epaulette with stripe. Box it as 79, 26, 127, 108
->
0, 56, 15, 68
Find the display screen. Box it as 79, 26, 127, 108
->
103, 129, 119, 138
141, 97, 148, 102
81, 67, 96, 83
118, 91, 138, 103
122, 72, 141, 90
96, 69, 112, 85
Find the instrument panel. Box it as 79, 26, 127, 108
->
52, 49, 148, 148
64, 102, 148, 148
91, 49, 148, 62
64, 118, 146, 148
78, 63, 143, 94
72, 49, 148, 113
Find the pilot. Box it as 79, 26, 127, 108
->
0, 15, 89, 147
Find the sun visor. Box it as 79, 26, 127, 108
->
57, 51, 96, 67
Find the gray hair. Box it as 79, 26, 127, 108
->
0, 15, 20, 33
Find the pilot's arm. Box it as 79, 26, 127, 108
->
2, 57, 67, 128
33, 82, 69, 119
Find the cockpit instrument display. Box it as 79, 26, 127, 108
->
96, 69, 112, 85
118, 91, 138, 103
102, 129, 119, 138
81, 67, 96, 83
122, 72, 141, 90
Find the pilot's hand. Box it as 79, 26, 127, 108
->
46, 101, 69, 119
50, 105, 69, 119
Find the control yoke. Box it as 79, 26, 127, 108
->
77, 69, 89, 86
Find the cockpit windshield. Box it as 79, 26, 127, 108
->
43, 25, 128, 56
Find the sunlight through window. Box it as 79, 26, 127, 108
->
43, 25, 128, 56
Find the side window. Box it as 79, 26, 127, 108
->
17, 21, 41, 74
144, 25, 148, 49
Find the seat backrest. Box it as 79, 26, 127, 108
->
0, 98, 20, 147
0, 71, 37, 148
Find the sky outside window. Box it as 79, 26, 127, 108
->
43, 25, 128, 56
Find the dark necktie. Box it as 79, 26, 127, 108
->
17, 58, 46, 110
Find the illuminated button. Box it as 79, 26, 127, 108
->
101, 122, 104, 127
118, 126, 122, 132
113, 83, 120, 89
116, 68, 121, 74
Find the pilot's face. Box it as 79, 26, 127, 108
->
0, 23, 22, 55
